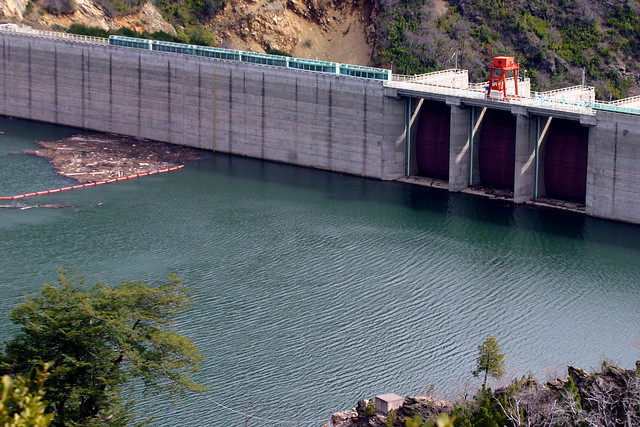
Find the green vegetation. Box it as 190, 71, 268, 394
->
453, 386, 508, 427
35, 0, 224, 45
94, 0, 143, 17
374, 0, 640, 98
40, 0, 75, 15
0, 269, 204, 426
66, 23, 217, 46
471, 336, 505, 387
405, 413, 455, 427
0, 363, 53, 426
377, 334, 640, 427
266, 48, 293, 57
365, 398, 377, 418
375, 0, 429, 75
34, 0, 226, 21
153, 0, 227, 26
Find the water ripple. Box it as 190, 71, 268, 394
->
3, 118, 640, 425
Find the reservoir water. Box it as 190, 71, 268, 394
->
1, 116, 639, 426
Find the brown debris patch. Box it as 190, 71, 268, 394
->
22, 134, 205, 183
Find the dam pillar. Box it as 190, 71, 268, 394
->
447, 97, 471, 191
512, 106, 536, 203
585, 111, 640, 224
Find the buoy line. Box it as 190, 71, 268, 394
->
0, 165, 184, 200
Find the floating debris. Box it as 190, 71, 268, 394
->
18, 134, 205, 183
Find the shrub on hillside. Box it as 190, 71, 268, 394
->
41, 0, 75, 15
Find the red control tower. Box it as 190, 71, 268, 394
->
488, 56, 520, 99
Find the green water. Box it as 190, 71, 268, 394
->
1, 116, 639, 426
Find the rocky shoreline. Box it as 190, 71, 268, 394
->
331, 363, 640, 427
19, 134, 205, 184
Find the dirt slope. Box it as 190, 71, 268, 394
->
209, 0, 377, 65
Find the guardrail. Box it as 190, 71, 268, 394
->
386, 80, 486, 99
594, 102, 640, 116
540, 85, 591, 97
109, 35, 392, 81
387, 79, 595, 114
392, 69, 467, 83
526, 93, 594, 113
607, 94, 640, 106
0, 24, 108, 45
469, 77, 525, 91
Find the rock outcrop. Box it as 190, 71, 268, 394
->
332, 363, 640, 427
332, 397, 453, 427
2, 0, 175, 35
0, 0, 28, 20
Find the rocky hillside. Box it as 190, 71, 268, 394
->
2, 0, 640, 98
1, 0, 175, 33
375, 0, 640, 98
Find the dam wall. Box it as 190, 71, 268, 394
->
2, 31, 640, 225
587, 111, 640, 224
0, 32, 407, 180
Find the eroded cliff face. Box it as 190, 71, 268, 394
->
1, 0, 175, 34
0, 0, 377, 65
0, 0, 28, 20
210, 0, 377, 65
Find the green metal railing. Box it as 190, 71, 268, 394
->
594, 102, 640, 116
109, 35, 391, 81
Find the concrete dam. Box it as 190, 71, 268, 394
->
1, 27, 640, 224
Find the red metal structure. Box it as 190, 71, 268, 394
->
488, 56, 520, 99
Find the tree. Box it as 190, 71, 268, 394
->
404, 413, 456, 427
0, 363, 54, 426
472, 336, 505, 387
0, 269, 204, 426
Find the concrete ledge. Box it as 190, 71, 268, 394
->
511, 105, 529, 117
580, 114, 597, 126
445, 96, 462, 107
383, 87, 399, 99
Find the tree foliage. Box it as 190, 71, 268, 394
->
472, 336, 505, 387
0, 269, 204, 426
404, 413, 456, 427
0, 363, 53, 427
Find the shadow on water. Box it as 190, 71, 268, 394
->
0, 116, 88, 151
190, 152, 640, 251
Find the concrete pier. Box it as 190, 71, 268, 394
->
512, 106, 536, 203
448, 99, 471, 191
